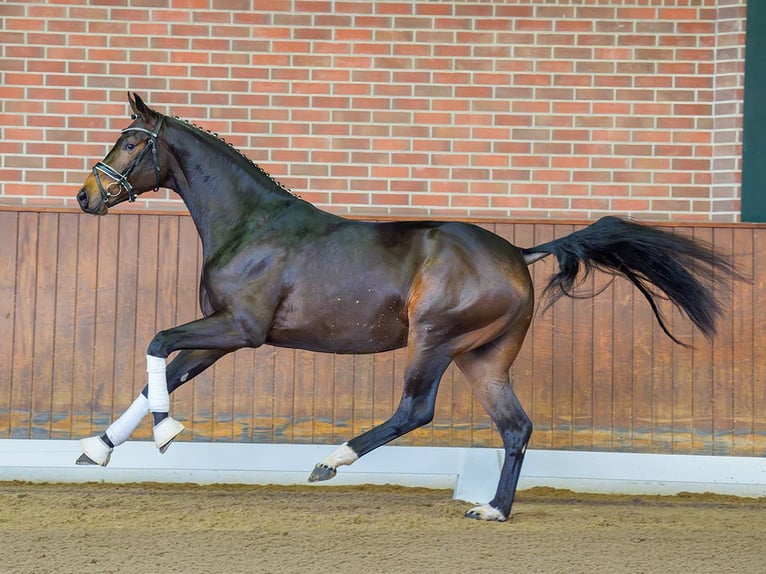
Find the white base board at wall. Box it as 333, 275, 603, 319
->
0, 439, 765, 503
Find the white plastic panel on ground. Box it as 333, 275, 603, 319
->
1, 439, 764, 503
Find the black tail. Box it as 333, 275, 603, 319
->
521, 216, 742, 346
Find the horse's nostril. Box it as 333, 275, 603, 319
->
77, 188, 89, 208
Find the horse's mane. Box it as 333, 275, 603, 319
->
170, 114, 298, 198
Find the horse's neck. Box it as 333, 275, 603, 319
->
165, 126, 339, 256
164, 122, 329, 255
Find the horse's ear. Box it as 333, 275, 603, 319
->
128, 92, 154, 122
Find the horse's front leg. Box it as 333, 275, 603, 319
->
77, 348, 229, 466
142, 312, 257, 453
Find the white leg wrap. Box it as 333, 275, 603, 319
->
146, 354, 169, 413
104, 394, 149, 447
319, 442, 359, 469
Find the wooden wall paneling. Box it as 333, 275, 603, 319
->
731, 227, 755, 455
6, 211, 766, 455
50, 213, 79, 439
611, 264, 636, 452
691, 227, 715, 453
551, 224, 575, 451
0, 212, 19, 437
529, 223, 555, 449
752, 227, 766, 455
30, 213, 59, 438
91, 213, 120, 435
71, 214, 99, 438
711, 227, 735, 455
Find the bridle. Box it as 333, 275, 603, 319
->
92, 114, 165, 204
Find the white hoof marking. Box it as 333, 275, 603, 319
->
318, 442, 358, 470
465, 504, 507, 522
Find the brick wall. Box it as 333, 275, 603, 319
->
0, 0, 746, 221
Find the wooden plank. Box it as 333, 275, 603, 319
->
50, 213, 79, 439
648, 228, 678, 453
252, 346, 276, 443
91, 213, 120, 434
668, 228, 695, 454
292, 349, 316, 444
72, 214, 99, 438
132, 215, 161, 441
752, 228, 766, 452
11, 213, 40, 438
332, 353, 355, 444
590, 266, 615, 451
351, 354, 375, 439
731, 227, 755, 455
110, 215, 141, 429
551, 224, 574, 450
0, 212, 19, 438
529, 223, 555, 449
311, 351, 336, 444
570, 228, 595, 451
272, 347, 295, 442
691, 227, 715, 453
30, 213, 59, 439
611, 263, 635, 452
711, 227, 735, 455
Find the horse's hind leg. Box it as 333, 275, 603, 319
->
454, 328, 532, 522
309, 343, 453, 482
77, 349, 228, 466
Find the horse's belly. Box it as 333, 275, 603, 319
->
266, 319, 408, 354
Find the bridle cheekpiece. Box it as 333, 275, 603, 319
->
92, 114, 165, 204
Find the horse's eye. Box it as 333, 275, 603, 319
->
124, 142, 136, 151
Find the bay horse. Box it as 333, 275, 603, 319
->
75, 93, 737, 521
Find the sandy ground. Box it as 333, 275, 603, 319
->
1, 482, 765, 574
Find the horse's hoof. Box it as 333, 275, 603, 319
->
77, 436, 112, 467
308, 463, 337, 483
464, 504, 507, 522
153, 417, 184, 453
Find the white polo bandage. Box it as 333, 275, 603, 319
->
105, 393, 149, 446
146, 354, 169, 413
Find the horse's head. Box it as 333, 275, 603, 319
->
77, 93, 168, 215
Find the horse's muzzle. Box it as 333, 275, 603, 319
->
77, 187, 107, 215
